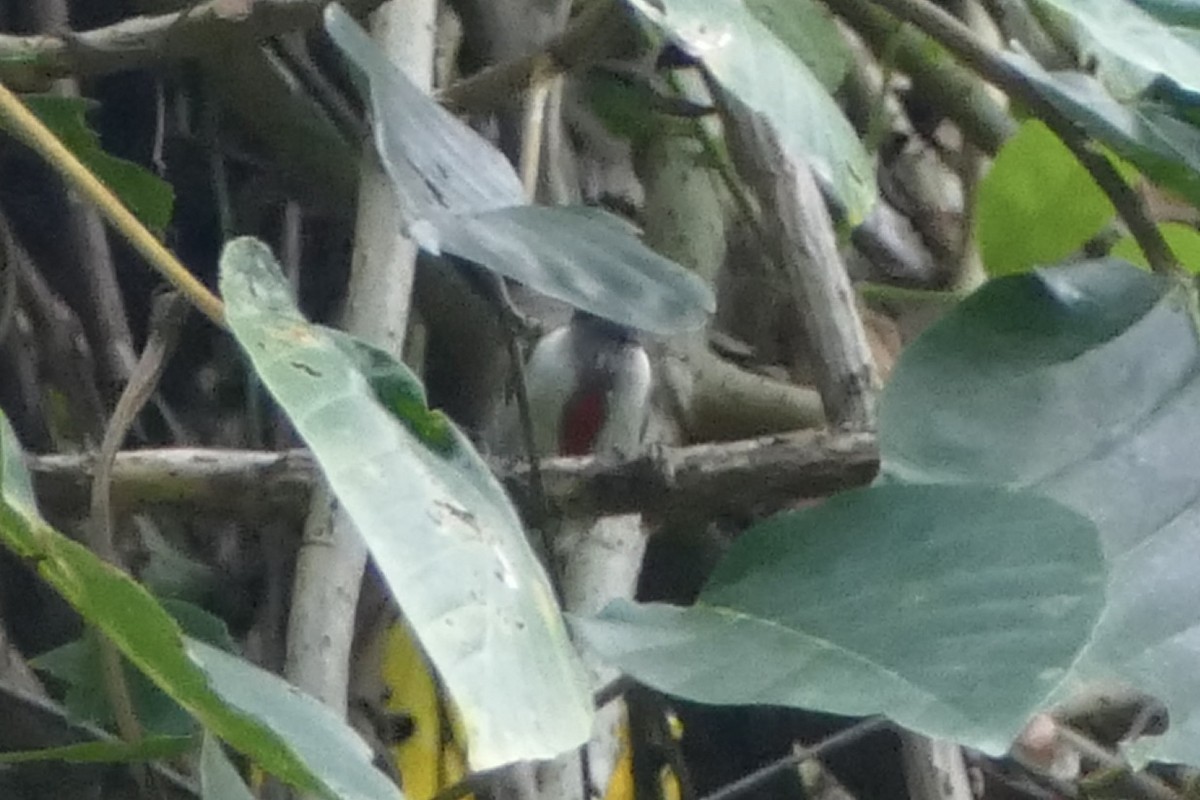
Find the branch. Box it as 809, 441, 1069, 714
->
862, 0, 1176, 274
0, 0, 385, 85
830, 0, 1016, 156
701, 717, 890, 800
27, 430, 879, 525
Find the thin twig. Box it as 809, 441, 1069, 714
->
861, 0, 1176, 273
593, 674, 637, 710
0, 215, 18, 348
701, 717, 890, 800
87, 290, 189, 784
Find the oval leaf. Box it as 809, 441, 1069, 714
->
219, 236, 592, 769
978, 120, 1114, 275
577, 483, 1104, 754
880, 259, 1200, 763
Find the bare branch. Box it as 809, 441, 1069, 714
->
27, 429, 878, 525
0, 0, 385, 85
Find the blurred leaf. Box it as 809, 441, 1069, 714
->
220, 236, 592, 770
323, 3, 714, 334
880, 259, 1200, 764
1001, 52, 1200, 207
434, 206, 714, 334
1110, 220, 1200, 272
577, 483, 1104, 755
201, 732, 256, 800
0, 411, 405, 800
324, 5, 522, 221
582, 67, 710, 144
18, 95, 174, 233
0, 735, 194, 764
743, 0, 851, 90
978, 120, 1114, 275
624, 0, 876, 224
1132, 0, 1200, 26
33, 599, 236, 735
1032, 0, 1200, 99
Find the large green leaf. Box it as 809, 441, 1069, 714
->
576, 483, 1104, 754
219, 237, 592, 769
624, 0, 876, 224
323, 4, 714, 334
17, 95, 174, 233
977, 120, 1115, 276
880, 259, 1200, 763
0, 412, 404, 800
1001, 52, 1200, 207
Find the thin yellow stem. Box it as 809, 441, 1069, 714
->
0, 80, 226, 327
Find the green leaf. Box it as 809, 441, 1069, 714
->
1111, 221, 1200, 272
576, 483, 1104, 754
581, 67, 710, 144
323, 3, 713, 334
323, 5, 522, 221
1000, 52, 1200, 207
219, 236, 592, 770
977, 120, 1115, 275
18, 95, 174, 233
1132, 0, 1200, 26
0, 412, 405, 800
33, 598, 237, 735
1031, 0, 1200, 99
434, 206, 715, 334
743, 0, 851, 91
624, 0, 876, 224
0, 735, 194, 765
879, 259, 1200, 763
34, 635, 195, 736
201, 732, 257, 800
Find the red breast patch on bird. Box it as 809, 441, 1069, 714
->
560, 388, 607, 456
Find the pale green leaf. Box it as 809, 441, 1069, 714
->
219, 236, 592, 769
577, 484, 1104, 754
